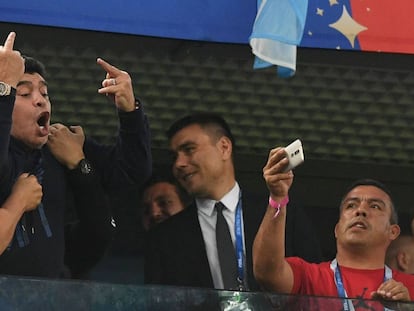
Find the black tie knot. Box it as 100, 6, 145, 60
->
215, 201, 224, 213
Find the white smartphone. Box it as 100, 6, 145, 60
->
283, 139, 305, 172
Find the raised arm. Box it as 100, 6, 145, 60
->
253, 147, 295, 293
0, 32, 25, 172
85, 58, 152, 189
0, 32, 24, 87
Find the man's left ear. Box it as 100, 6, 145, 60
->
389, 224, 401, 241
219, 136, 232, 159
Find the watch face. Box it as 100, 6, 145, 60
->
0, 82, 12, 96
79, 159, 92, 174
0, 82, 7, 96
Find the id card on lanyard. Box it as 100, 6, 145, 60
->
234, 191, 245, 291
330, 259, 392, 311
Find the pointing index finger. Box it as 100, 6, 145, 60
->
3, 32, 16, 51
97, 57, 119, 76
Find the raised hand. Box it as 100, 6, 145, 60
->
0, 32, 24, 87
96, 58, 136, 112
47, 123, 85, 169
263, 147, 293, 200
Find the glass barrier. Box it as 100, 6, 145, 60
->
0, 275, 413, 310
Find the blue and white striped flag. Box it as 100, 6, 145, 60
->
249, 0, 308, 78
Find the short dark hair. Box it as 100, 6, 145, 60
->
166, 113, 235, 147
340, 178, 398, 224
23, 56, 47, 77
141, 172, 191, 207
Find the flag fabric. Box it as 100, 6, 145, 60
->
0, 0, 257, 45
249, 0, 309, 78
301, 0, 414, 54
1, 1, 414, 55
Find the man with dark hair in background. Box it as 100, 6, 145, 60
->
141, 173, 189, 231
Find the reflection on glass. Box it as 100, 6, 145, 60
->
0, 276, 412, 310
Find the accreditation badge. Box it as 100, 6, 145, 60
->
220, 291, 252, 311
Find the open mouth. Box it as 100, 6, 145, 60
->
37, 111, 50, 136
182, 172, 195, 182
37, 111, 50, 128
349, 221, 367, 230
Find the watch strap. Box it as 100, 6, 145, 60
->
76, 158, 92, 174
0, 82, 15, 97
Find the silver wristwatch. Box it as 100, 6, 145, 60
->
0, 82, 14, 96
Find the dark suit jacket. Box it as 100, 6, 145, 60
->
144, 191, 322, 291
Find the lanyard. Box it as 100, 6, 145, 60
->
330, 258, 392, 311
234, 192, 245, 290
13, 153, 52, 248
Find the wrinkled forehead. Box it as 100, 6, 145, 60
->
341, 185, 392, 208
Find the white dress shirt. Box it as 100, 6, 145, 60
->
196, 182, 245, 289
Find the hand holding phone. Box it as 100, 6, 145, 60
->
283, 139, 304, 172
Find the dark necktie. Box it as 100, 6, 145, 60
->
215, 202, 238, 290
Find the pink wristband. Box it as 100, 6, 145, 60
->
268, 195, 289, 218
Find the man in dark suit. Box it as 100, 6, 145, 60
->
144, 113, 322, 291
